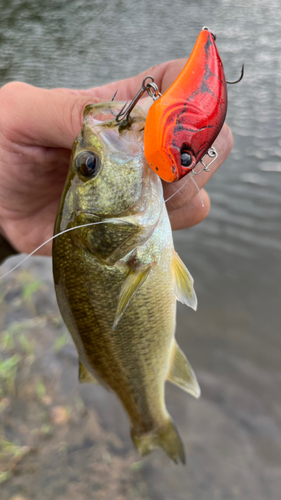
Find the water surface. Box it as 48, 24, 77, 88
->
0, 1, 280, 499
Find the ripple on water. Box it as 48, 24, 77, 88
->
1, 3, 281, 498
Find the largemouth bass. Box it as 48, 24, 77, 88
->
52, 102, 200, 464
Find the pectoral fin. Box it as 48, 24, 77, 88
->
167, 342, 201, 398
172, 251, 197, 310
86, 219, 140, 265
79, 361, 99, 384
113, 264, 152, 329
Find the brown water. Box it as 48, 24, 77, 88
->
0, 1, 281, 499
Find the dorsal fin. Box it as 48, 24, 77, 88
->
167, 341, 200, 398
172, 251, 197, 310
113, 264, 153, 329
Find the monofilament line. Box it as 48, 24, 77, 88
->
164, 171, 204, 207
164, 173, 192, 204
1, 169, 208, 280
0, 221, 112, 280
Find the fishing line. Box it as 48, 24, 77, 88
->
164, 171, 205, 207
164, 173, 192, 204
0, 221, 113, 280
1, 164, 209, 280
190, 176, 204, 207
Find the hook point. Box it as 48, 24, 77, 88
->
226, 63, 244, 85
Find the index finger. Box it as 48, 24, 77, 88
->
0, 59, 187, 151
63, 59, 187, 102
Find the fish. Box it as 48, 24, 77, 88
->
144, 27, 227, 182
52, 101, 200, 464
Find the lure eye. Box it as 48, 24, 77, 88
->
76, 151, 100, 177
180, 151, 193, 168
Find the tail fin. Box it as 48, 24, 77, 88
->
131, 419, 185, 464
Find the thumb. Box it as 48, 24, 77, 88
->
0, 82, 99, 150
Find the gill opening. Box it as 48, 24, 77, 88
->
0, 221, 123, 280
0, 148, 218, 280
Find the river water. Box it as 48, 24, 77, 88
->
0, 1, 280, 499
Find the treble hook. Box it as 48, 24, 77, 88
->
115, 76, 161, 123
226, 63, 244, 84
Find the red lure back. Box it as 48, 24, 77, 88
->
144, 28, 227, 182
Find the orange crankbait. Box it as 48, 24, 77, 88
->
144, 27, 227, 182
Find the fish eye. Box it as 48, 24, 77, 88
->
180, 150, 193, 168
76, 151, 100, 177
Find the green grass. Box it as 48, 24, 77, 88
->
36, 380, 46, 399
0, 354, 21, 396
22, 279, 42, 302
0, 274, 46, 482
0, 435, 30, 484
0, 272, 73, 485
0, 320, 36, 397
52, 331, 69, 353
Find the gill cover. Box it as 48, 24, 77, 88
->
144, 27, 227, 182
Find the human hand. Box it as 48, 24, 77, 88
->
0, 60, 232, 256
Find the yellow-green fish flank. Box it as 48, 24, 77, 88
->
52, 102, 200, 464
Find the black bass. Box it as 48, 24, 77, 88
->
52, 102, 200, 464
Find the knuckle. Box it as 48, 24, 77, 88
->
66, 96, 96, 140
0, 82, 30, 142
0, 81, 28, 106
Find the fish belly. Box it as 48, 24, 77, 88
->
53, 209, 175, 433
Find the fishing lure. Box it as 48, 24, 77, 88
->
144, 27, 227, 182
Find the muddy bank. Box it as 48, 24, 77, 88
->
0, 261, 149, 500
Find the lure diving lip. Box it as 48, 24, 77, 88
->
144, 27, 227, 183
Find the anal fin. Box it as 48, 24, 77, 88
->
167, 342, 201, 398
172, 251, 197, 310
79, 361, 99, 384
113, 264, 153, 329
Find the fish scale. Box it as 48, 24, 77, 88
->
53, 102, 200, 463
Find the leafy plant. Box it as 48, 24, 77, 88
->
53, 332, 69, 353
0, 354, 21, 394
22, 279, 42, 301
